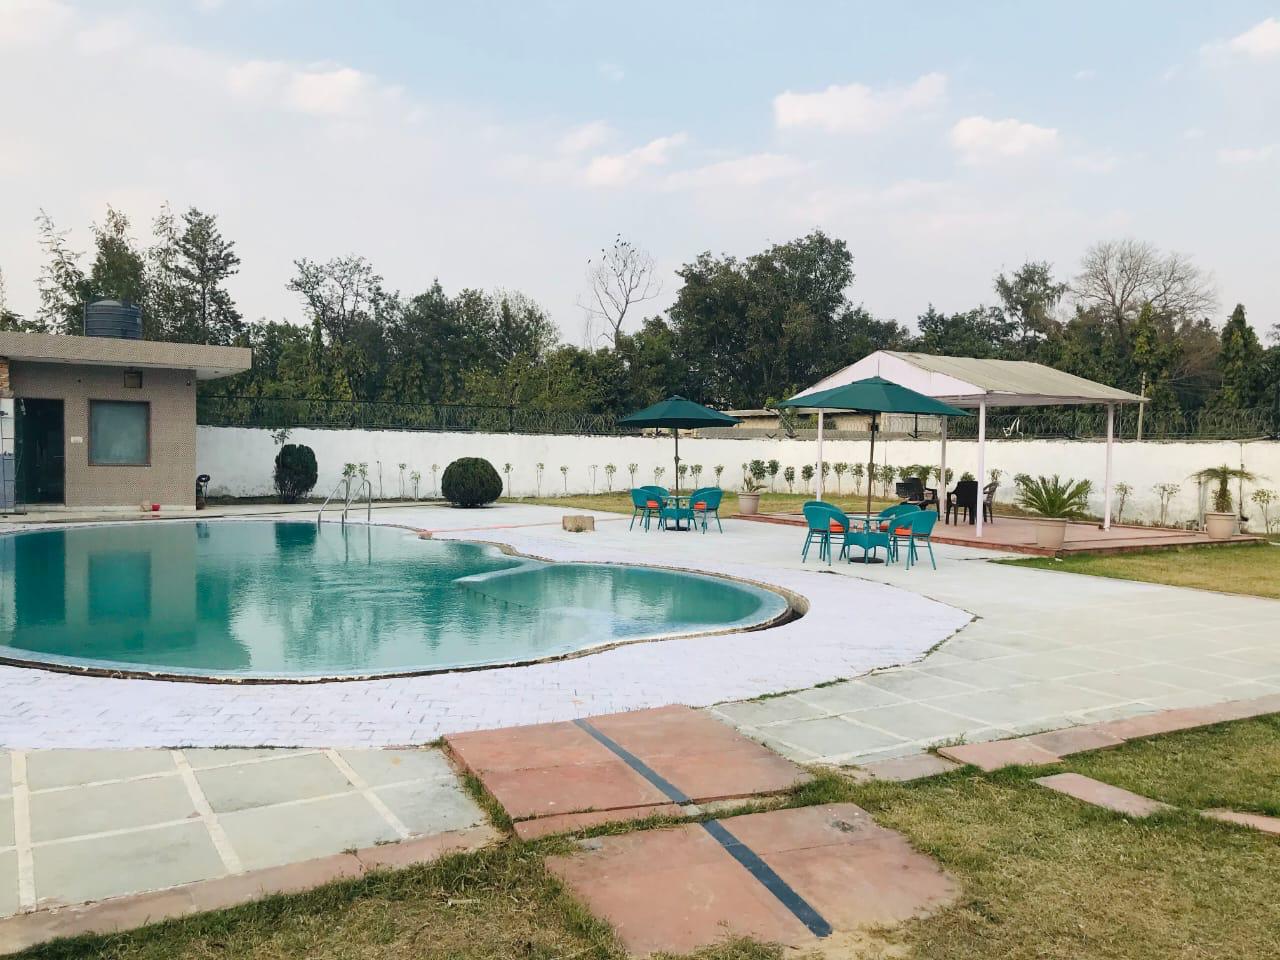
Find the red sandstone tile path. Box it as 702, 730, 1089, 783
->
1033, 773, 1174, 817
446, 705, 811, 831
1201, 809, 1280, 835
547, 804, 955, 957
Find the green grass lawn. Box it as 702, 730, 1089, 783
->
1001, 542, 1280, 600
504, 490, 899, 517
23, 717, 1280, 960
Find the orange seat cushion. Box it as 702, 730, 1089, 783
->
646, 500, 660, 509
893, 526, 912, 536
829, 521, 846, 533
878, 521, 890, 531
694, 501, 707, 510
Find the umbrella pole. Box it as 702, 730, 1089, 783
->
866, 413, 877, 518
673, 427, 679, 493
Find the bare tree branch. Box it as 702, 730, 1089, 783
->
578, 234, 661, 347
1072, 238, 1216, 333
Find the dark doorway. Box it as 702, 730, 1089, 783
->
15, 398, 65, 505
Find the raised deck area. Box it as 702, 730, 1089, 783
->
741, 511, 1263, 556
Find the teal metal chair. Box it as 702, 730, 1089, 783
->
657, 498, 694, 531
843, 513, 892, 564
873, 502, 921, 534
801, 501, 848, 564
629, 488, 660, 531
689, 487, 724, 533
889, 509, 939, 569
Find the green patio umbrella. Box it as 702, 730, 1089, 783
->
777, 376, 970, 516
617, 396, 741, 492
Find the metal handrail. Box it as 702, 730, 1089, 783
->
346, 477, 372, 525
317, 478, 350, 525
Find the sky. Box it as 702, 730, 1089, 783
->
1, 0, 1278, 343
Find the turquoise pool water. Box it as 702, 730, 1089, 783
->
0, 521, 787, 679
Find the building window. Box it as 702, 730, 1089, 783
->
123, 371, 143, 388
89, 400, 150, 466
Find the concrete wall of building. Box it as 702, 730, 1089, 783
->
197, 425, 1280, 530
11, 361, 198, 507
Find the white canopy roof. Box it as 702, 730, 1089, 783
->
794, 351, 1143, 408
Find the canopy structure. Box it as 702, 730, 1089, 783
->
778, 377, 970, 515
791, 352, 1145, 537
618, 396, 741, 493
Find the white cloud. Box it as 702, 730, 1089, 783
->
773, 72, 946, 134
584, 133, 686, 186
1183, 127, 1206, 140
596, 61, 625, 83
1228, 17, 1280, 58
227, 60, 381, 117
557, 121, 614, 154
950, 116, 1059, 164
1217, 144, 1276, 165
1073, 68, 1097, 81
664, 153, 806, 190
74, 17, 138, 54
0, 0, 73, 46
1071, 152, 1119, 173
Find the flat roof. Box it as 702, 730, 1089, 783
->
0, 331, 252, 380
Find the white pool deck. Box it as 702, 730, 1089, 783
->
1, 502, 1279, 922
2, 502, 1277, 763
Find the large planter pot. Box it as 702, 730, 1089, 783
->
1204, 511, 1235, 540
1033, 517, 1069, 551
737, 493, 761, 516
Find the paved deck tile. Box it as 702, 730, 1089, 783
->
448, 707, 810, 824
194, 753, 352, 814
30, 776, 196, 844
217, 793, 400, 872
0, 852, 16, 918
25, 750, 175, 791
547, 804, 954, 957
1034, 773, 1174, 817
859, 754, 960, 781
1024, 726, 1126, 757
938, 739, 1061, 771
513, 804, 683, 841
1201, 809, 1280, 835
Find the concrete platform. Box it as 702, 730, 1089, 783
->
547, 803, 956, 957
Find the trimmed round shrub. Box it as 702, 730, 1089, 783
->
441, 457, 503, 508
274, 443, 318, 503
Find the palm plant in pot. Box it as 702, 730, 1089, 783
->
738, 459, 768, 515
1015, 474, 1092, 551
1191, 465, 1259, 539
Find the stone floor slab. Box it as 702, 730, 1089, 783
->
373, 780, 486, 836
0, 852, 16, 918
1034, 773, 1174, 817
475, 761, 669, 821
758, 716, 909, 758
711, 696, 826, 727
0, 799, 12, 849
513, 804, 683, 841
938, 739, 1060, 771
859, 754, 961, 781
547, 823, 814, 956
194, 753, 353, 814
0, 753, 10, 797
217, 793, 398, 872
1201, 809, 1280, 835
181, 748, 296, 769
337, 748, 455, 787
33, 821, 225, 907
25, 750, 175, 791
30, 775, 196, 844
1024, 726, 1126, 757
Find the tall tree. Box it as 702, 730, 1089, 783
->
1215, 304, 1266, 408
1072, 239, 1216, 335
994, 261, 1067, 344
34, 210, 85, 334
580, 235, 661, 347
171, 207, 243, 344
86, 207, 147, 307
913, 305, 1018, 358
0, 266, 40, 331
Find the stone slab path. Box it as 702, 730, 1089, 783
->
547, 803, 956, 957
447, 705, 810, 837
0, 746, 486, 917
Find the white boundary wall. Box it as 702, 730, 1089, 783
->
197, 426, 1280, 529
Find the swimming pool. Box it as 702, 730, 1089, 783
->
0, 521, 789, 680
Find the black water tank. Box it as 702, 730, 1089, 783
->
84, 299, 143, 339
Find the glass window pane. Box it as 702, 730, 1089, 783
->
90, 402, 149, 465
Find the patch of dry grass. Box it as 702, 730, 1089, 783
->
1002, 542, 1280, 600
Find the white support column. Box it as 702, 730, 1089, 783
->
975, 398, 987, 538
938, 416, 948, 516
815, 410, 825, 501
1103, 403, 1115, 530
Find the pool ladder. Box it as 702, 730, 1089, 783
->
317, 477, 372, 526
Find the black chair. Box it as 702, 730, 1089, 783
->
982, 482, 998, 524
895, 478, 924, 502
946, 480, 978, 524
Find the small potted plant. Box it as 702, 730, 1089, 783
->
1015, 474, 1093, 551
738, 460, 768, 515
1192, 465, 1259, 539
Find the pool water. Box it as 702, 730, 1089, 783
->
0, 521, 787, 679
